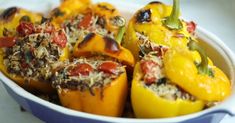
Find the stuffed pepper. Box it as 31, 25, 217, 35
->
0, 21, 69, 93
51, 2, 125, 46
52, 33, 134, 117
131, 44, 204, 118
123, 0, 196, 60
0, 7, 42, 37
164, 40, 231, 101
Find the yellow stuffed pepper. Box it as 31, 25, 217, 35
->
0, 7, 42, 37
0, 21, 69, 93
52, 32, 134, 117
123, 0, 196, 60
164, 40, 231, 101
131, 45, 204, 118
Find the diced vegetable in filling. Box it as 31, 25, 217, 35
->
63, 13, 118, 45
3, 22, 67, 82
52, 56, 125, 95
136, 32, 168, 59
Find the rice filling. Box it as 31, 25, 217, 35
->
3, 23, 64, 82
52, 56, 125, 95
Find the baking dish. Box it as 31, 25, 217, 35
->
0, 1, 235, 123
0, 26, 234, 123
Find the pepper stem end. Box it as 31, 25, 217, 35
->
116, 26, 126, 44
187, 39, 212, 76
163, 0, 182, 30
115, 17, 126, 44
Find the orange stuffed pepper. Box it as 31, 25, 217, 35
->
0, 21, 69, 93
52, 33, 134, 117
51, 1, 125, 46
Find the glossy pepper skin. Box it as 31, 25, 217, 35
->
0, 7, 42, 37
123, 0, 192, 60
131, 62, 205, 118
59, 70, 128, 117
50, 0, 91, 25
163, 41, 231, 101
73, 33, 135, 67
58, 33, 135, 117
0, 26, 69, 94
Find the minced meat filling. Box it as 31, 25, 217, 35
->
52, 56, 125, 94
140, 50, 196, 101
3, 23, 64, 82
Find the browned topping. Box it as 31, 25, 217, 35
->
149, 1, 163, 5
77, 33, 95, 48
0, 7, 18, 21
136, 9, 151, 23
97, 4, 115, 13
103, 36, 120, 53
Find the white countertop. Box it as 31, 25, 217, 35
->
0, 0, 235, 123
